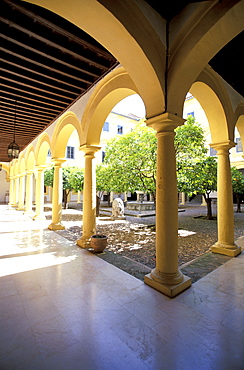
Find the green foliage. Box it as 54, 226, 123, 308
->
101, 122, 157, 195
177, 156, 217, 197
44, 165, 84, 192
175, 116, 207, 171
68, 167, 84, 192
231, 167, 244, 212
44, 166, 54, 187
231, 167, 244, 195
97, 116, 215, 205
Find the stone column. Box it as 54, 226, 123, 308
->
33, 165, 46, 220
48, 159, 65, 230
17, 173, 25, 210
110, 191, 114, 205
211, 141, 241, 257
144, 113, 191, 297
77, 145, 100, 248
25, 170, 34, 215
8, 176, 14, 206
201, 195, 207, 206
13, 175, 19, 208
77, 190, 82, 204
180, 192, 186, 205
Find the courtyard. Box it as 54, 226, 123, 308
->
0, 203, 243, 369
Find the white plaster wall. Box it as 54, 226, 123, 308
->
0, 171, 9, 203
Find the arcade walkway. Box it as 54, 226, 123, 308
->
0, 205, 243, 369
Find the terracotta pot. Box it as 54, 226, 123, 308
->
90, 235, 107, 253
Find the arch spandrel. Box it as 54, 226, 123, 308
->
235, 103, 244, 147
25, 0, 165, 118
81, 67, 140, 146
25, 146, 36, 171
51, 111, 82, 159
18, 153, 26, 174
35, 132, 51, 166
167, 1, 243, 116
190, 81, 233, 144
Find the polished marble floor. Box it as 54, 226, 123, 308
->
0, 205, 243, 369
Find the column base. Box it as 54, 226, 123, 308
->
76, 236, 91, 249
17, 206, 25, 211
33, 214, 46, 221
24, 210, 34, 216
144, 271, 191, 298
48, 223, 65, 230
212, 242, 241, 257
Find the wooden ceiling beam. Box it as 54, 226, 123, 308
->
1, 47, 94, 86
0, 57, 85, 92
4, 0, 114, 62
1, 83, 67, 109
0, 34, 100, 79
1, 66, 79, 97
0, 97, 58, 118
0, 16, 109, 71
0, 112, 49, 126
0, 91, 62, 114
0, 100, 55, 121
1, 75, 74, 102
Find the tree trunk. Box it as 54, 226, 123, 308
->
63, 189, 69, 209
96, 195, 101, 217
204, 193, 213, 220
236, 196, 242, 213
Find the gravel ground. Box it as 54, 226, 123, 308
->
51, 203, 244, 270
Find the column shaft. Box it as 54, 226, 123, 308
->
25, 171, 34, 215
211, 141, 241, 257
77, 145, 100, 248
33, 166, 46, 220
48, 159, 65, 230
144, 113, 191, 297
13, 176, 19, 207
9, 177, 14, 205
17, 174, 25, 210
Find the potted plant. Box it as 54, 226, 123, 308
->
90, 234, 108, 253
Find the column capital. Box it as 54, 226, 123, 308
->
26, 169, 34, 175
51, 158, 66, 166
146, 112, 185, 133
210, 140, 235, 153
35, 164, 47, 171
79, 144, 101, 156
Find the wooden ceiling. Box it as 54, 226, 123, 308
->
0, 0, 118, 162
1, 0, 243, 163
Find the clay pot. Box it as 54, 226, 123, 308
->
90, 235, 107, 253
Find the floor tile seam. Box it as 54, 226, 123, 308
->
109, 318, 168, 364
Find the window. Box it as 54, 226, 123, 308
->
102, 151, 106, 162
103, 121, 109, 131
117, 125, 123, 134
187, 112, 194, 117
210, 146, 217, 157
236, 138, 243, 153
66, 146, 75, 159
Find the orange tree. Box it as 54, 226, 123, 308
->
231, 166, 244, 212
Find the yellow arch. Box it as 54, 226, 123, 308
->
18, 153, 26, 174
81, 67, 139, 145
12, 159, 19, 176
51, 111, 82, 158
35, 132, 51, 165
235, 102, 244, 148
25, 0, 165, 118
25, 145, 36, 171
168, 1, 243, 115
0, 163, 9, 176
190, 80, 232, 143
